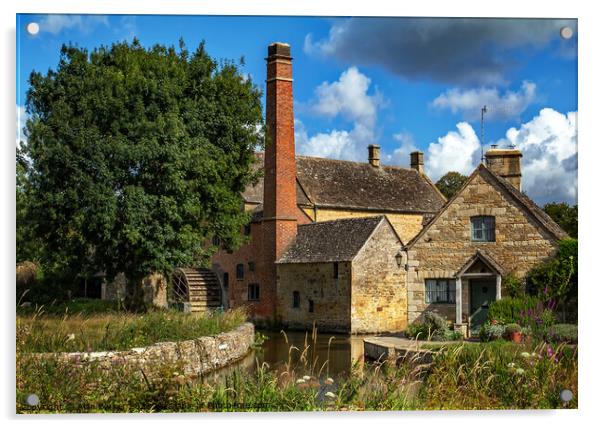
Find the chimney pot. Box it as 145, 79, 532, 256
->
410, 151, 424, 174
368, 145, 380, 168
268, 42, 291, 59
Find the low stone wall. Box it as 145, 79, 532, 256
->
31, 323, 255, 377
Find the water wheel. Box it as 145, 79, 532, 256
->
171, 268, 222, 312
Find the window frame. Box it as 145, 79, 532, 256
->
247, 283, 260, 301
236, 263, 244, 280
425, 279, 456, 304
471, 216, 496, 242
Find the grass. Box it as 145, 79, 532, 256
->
17, 305, 247, 353
16, 325, 578, 412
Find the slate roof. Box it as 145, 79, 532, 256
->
276, 216, 389, 264
242, 152, 446, 213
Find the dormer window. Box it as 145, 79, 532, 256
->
471, 216, 495, 242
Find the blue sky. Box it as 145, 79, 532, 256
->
16, 14, 578, 205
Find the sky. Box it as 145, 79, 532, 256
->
16, 14, 578, 205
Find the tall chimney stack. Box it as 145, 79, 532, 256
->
261, 42, 298, 319
368, 145, 380, 167
410, 151, 424, 174
485, 147, 522, 191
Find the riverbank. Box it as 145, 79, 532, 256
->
17, 333, 577, 412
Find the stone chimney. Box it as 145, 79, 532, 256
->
410, 151, 424, 174
261, 42, 298, 319
368, 144, 380, 167
485, 146, 522, 191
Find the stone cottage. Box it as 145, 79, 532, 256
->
209, 41, 568, 335
276, 216, 405, 333
403, 155, 568, 335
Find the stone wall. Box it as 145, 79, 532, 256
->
276, 261, 352, 333
304, 208, 424, 244
406, 170, 559, 324
30, 323, 255, 377
351, 220, 407, 333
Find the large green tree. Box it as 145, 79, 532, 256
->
543, 202, 578, 238
22, 39, 263, 308
435, 171, 468, 199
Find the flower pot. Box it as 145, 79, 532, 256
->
510, 331, 522, 343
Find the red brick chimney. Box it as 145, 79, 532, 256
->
260, 42, 298, 319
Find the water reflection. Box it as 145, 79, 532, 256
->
205, 329, 367, 382
257, 330, 367, 378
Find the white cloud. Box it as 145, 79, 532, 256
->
386, 131, 419, 166
497, 108, 577, 204
38, 15, 109, 35
425, 122, 481, 181
431, 81, 537, 121
421, 108, 577, 205
310, 66, 382, 128
16, 105, 28, 148
296, 67, 383, 161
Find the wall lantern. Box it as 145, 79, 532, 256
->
395, 250, 403, 268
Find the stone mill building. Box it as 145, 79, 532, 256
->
208, 42, 568, 336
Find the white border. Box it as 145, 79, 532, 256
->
3, 1, 599, 426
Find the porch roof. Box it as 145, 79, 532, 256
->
455, 250, 505, 278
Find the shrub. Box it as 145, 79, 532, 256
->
424, 311, 448, 332
405, 312, 459, 341
545, 324, 578, 344
503, 274, 525, 298
479, 323, 506, 342
488, 296, 540, 324
432, 329, 463, 342
405, 322, 430, 340
526, 238, 577, 305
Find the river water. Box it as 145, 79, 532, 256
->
209, 329, 368, 381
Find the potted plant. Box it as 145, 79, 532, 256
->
505, 323, 522, 343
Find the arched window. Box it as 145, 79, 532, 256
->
292, 291, 300, 308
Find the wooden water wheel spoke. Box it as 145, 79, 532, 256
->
170, 267, 223, 312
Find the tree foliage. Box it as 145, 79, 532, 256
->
435, 171, 468, 199
21, 39, 263, 308
526, 238, 577, 320
543, 202, 577, 238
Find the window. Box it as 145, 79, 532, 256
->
248, 261, 255, 272
425, 279, 456, 304
292, 291, 300, 308
212, 236, 221, 247
236, 263, 244, 280
243, 223, 251, 236
471, 216, 495, 242
223, 272, 229, 290
308, 299, 314, 313
333, 262, 339, 279
248, 283, 260, 301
